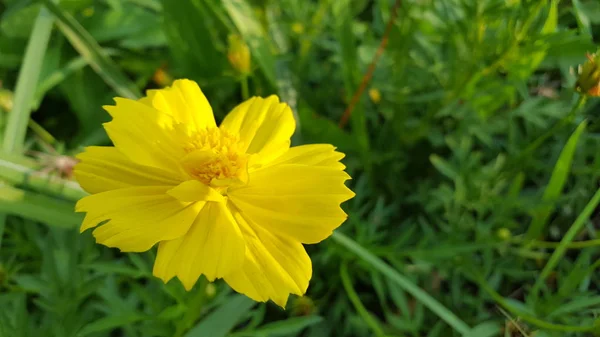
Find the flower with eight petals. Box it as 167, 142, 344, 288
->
75, 79, 354, 307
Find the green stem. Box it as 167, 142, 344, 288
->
330, 231, 471, 335
525, 238, 600, 249
241, 75, 249, 100
531, 186, 600, 297
340, 262, 387, 337
0, 150, 86, 202
28, 119, 56, 145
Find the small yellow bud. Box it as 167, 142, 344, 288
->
0, 89, 14, 112
290, 296, 315, 316
205, 283, 216, 298
152, 67, 173, 87
368, 88, 381, 104
576, 52, 600, 96
497, 228, 511, 241
227, 35, 251, 75
291, 22, 305, 35
82, 7, 94, 17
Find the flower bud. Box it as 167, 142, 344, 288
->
576, 52, 600, 96
496, 228, 511, 241
227, 34, 251, 76
291, 22, 305, 35
368, 88, 381, 104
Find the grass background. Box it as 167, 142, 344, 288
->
1, 0, 600, 336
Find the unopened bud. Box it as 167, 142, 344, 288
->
152, 66, 173, 87
576, 52, 600, 96
290, 296, 315, 316
205, 283, 216, 298
227, 35, 251, 75
0, 89, 14, 112
291, 22, 305, 35
368, 88, 381, 104
497, 228, 511, 241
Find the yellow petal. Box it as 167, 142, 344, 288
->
265, 144, 346, 170
103, 98, 187, 176
142, 79, 216, 130
167, 180, 224, 203
74, 146, 181, 194
223, 206, 311, 308
153, 201, 245, 289
76, 186, 201, 252
220, 96, 295, 164
229, 164, 354, 244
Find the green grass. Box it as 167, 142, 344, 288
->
1, 0, 600, 336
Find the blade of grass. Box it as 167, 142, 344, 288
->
0, 184, 82, 228
340, 262, 387, 337
526, 119, 587, 240
331, 231, 471, 335
2, 4, 55, 154
532, 185, 600, 296
184, 294, 255, 337
41, 0, 141, 100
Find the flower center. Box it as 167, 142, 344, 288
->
181, 128, 248, 188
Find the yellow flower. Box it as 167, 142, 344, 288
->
74, 79, 354, 307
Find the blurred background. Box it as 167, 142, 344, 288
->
1, 0, 600, 336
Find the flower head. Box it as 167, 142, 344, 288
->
74, 79, 354, 307
576, 52, 600, 96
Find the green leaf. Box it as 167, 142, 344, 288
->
462, 321, 500, 337
572, 0, 592, 36
161, 0, 226, 80
2, 3, 55, 153
541, 0, 558, 35
430, 154, 459, 180
76, 313, 148, 337
331, 232, 471, 335
240, 316, 324, 337
222, 0, 278, 88
532, 185, 600, 296
526, 120, 587, 240
42, 0, 141, 99
184, 294, 255, 337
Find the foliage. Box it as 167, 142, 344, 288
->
1, 0, 600, 336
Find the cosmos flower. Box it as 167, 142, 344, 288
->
75, 79, 354, 307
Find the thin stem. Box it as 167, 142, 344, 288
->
241, 75, 249, 100
340, 262, 387, 337
525, 238, 600, 249
532, 186, 600, 297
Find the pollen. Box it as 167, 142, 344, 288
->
181, 128, 248, 188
